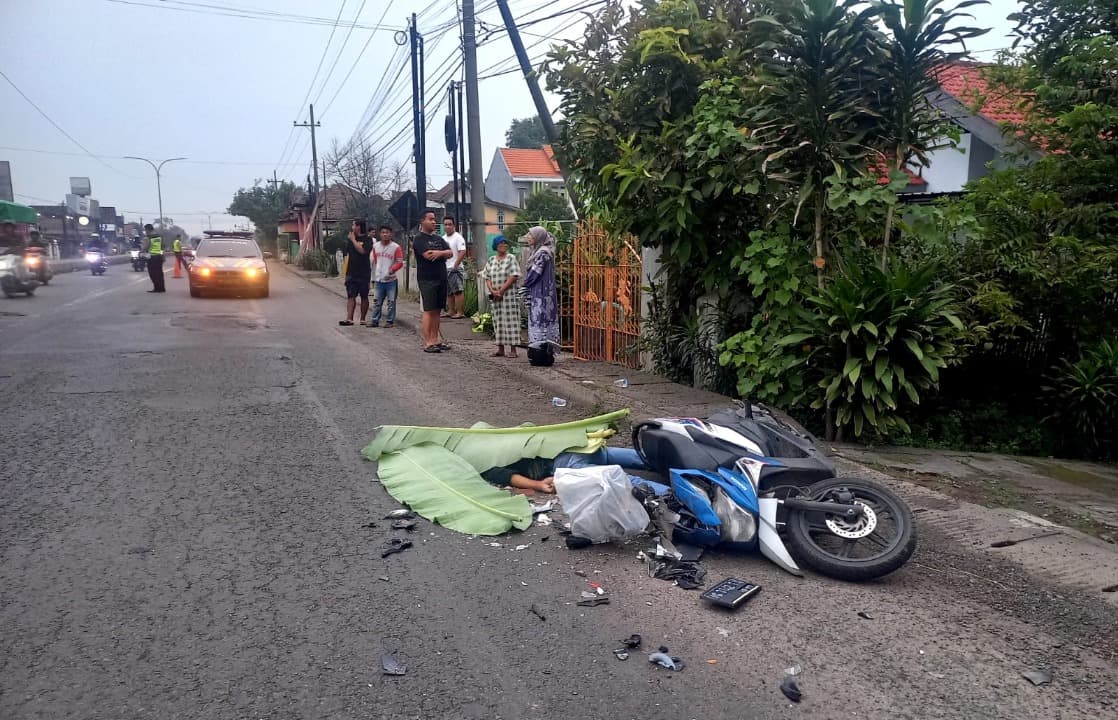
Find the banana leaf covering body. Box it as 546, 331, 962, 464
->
363, 410, 629, 535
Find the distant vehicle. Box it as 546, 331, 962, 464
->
188, 237, 269, 298
86, 248, 108, 276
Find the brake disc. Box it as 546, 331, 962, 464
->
825, 501, 878, 539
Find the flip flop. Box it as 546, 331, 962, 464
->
423, 345, 441, 353
359, 320, 368, 326
436, 343, 451, 351
338, 320, 354, 326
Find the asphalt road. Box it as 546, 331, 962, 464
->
1, 266, 1115, 720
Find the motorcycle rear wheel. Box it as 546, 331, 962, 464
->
784, 477, 916, 581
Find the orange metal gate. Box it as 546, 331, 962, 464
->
572, 220, 642, 368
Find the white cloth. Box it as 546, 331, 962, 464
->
444, 231, 466, 270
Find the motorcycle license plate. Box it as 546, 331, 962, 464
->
701, 578, 762, 609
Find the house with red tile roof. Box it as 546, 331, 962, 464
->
484, 145, 568, 209
912, 61, 1040, 195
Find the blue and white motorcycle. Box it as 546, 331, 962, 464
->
632, 404, 916, 581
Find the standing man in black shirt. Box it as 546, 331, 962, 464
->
339, 219, 373, 326
411, 210, 453, 353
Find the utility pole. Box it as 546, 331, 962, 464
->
495, 0, 579, 211
409, 13, 427, 215
446, 83, 459, 232
294, 105, 321, 246
294, 105, 321, 194
457, 81, 467, 244
463, 0, 486, 266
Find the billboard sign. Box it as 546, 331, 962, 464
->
69, 177, 92, 196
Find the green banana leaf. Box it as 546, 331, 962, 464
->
362, 409, 630, 474
377, 445, 532, 535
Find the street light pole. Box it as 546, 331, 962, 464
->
124, 156, 187, 230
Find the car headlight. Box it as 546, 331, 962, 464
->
25, 256, 40, 267
198, 267, 211, 277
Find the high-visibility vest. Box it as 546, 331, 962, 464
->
173, 238, 182, 253
149, 236, 163, 255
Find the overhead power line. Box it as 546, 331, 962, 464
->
321, 0, 399, 116
0, 69, 127, 175
102, 0, 394, 30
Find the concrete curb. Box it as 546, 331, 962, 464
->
279, 263, 419, 332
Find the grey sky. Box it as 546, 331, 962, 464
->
2, 0, 1019, 236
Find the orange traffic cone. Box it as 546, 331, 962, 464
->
172, 256, 183, 278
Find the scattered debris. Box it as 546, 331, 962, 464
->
381, 538, 413, 558
707, 659, 718, 665
361, 522, 378, 529
536, 513, 553, 526
391, 519, 418, 531
551, 397, 568, 407
613, 378, 630, 388
540, 535, 551, 542
642, 554, 707, 590
990, 539, 1018, 548
784, 664, 802, 677
716, 627, 730, 638
487, 542, 503, 548
566, 536, 592, 550
530, 501, 554, 515
515, 544, 531, 551
382, 654, 407, 676
577, 595, 610, 607
1022, 669, 1053, 686
574, 570, 588, 578
613, 648, 630, 661
590, 582, 605, 595
580, 590, 598, 600
621, 634, 642, 649
780, 677, 802, 703
386, 509, 415, 519
529, 604, 547, 621
378, 576, 389, 582
857, 611, 874, 620
648, 648, 685, 671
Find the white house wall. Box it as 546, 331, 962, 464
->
918, 132, 973, 193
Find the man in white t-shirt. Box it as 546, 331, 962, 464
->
442, 216, 468, 319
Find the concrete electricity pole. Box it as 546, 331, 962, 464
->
294, 105, 321, 194
123, 156, 186, 230
462, 0, 486, 266
410, 13, 427, 214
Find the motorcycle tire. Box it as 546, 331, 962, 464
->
25, 286, 35, 297
784, 476, 916, 581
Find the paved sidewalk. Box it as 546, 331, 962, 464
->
284, 263, 1118, 601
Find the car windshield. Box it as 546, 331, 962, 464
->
198, 241, 260, 259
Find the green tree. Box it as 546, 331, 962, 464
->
506, 190, 575, 243
874, 0, 988, 267
228, 180, 296, 250
505, 116, 548, 148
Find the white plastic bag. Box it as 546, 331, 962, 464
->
554, 465, 650, 543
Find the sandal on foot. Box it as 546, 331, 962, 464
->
423, 345, 442, 353
492, 351, 506, 357
338, 320, 354, 326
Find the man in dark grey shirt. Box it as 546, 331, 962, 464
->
412, 210, 453, 353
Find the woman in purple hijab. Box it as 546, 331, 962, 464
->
522, 226, 560, 349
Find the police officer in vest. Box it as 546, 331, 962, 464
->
142, 224, 166, 292
173, 234, 185, 275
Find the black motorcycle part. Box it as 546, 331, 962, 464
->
783, 477, 916, 581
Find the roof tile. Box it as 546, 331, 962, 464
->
933, 62, 1030, 126
499, 145, 562, 179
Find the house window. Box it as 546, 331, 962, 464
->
497, 210, 505, 230
518, 187, 529, 208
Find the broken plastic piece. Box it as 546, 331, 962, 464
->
1022, 669, 1053, 686
536, 513, 552, 526
580, 591, 598, 600
530, 501, 554, 515
574, 570, 588, 578
515, 544, 531, 551
530, 604, 546, 621
621, 634, 642, 649
386, 509, 414, 519
590, 582, 605, 595
613, 649, 630, 661
487, 542, 503, 548
577, 595, 610, 607
857, 611, 874, 620
706, 659, 717, 665
648, 652, 685, 671
361, 522, 378, 529
381, 538, 413, 557
785, 664, 802, 677
382, 654, 407, 676
391, 519, 418, 531
781, 677, 802, 702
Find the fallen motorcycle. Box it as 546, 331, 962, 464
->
631, 404, 916, 581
